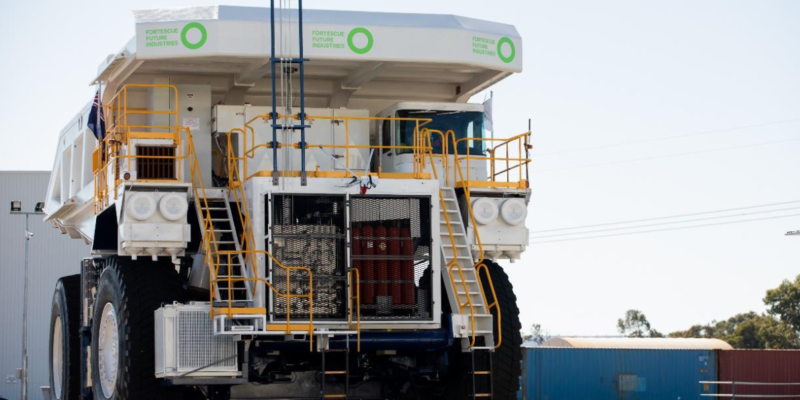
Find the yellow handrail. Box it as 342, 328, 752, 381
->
348, 268, 361, 352
446, 129, 504, 349
452, 133, 531, 190
207, 131, 315, 348
237, 114, 434, 182
417, 128, 480, 347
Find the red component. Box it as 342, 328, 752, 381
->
375, 224, 388, 299
400, 227, 415, 305
351, 227, 362, 304
719, 350, 800, 397
387, 225, 402, 305
362, 224, 375, 305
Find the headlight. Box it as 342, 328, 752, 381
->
159, 193, 189, 221
500, 198, 527, 225
471, 197, 498, 225
127, 193, 157, 221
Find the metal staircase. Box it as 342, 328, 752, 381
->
195, 191, 254, 307
438, 187, 494, 349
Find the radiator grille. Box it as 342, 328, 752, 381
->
136, 145, 176, 180
177, 310, 237, 371
350, 196, 433, 320
270, 195, 347, 320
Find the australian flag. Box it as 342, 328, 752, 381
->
87, 90, 106, 141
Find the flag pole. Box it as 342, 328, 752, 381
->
490, 90, 494, 140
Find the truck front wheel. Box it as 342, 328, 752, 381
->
90, 257, 184, 400
478, 261, 523, 400
49, 275, 81, 400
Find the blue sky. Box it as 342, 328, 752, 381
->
1, 0, 799, 336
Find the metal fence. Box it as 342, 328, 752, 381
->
701, 381, 800, 399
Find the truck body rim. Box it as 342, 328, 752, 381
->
98, 303, 119, 398
52, 316, 63, 399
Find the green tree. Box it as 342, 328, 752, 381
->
669, 313, 799, 349
617, 310, 663, 338
522, 324, 550, 345
764, 275, 800, 332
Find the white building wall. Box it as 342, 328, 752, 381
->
0, 172, 88, 400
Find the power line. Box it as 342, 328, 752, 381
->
535, 118, 800, 157
528, 213, 800, 245
530, 137, 800, 174
529, 206, 800, 240
530, 200, 800, 234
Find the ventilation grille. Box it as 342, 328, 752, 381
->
136, 145, 176, 180
177, 310, 237, 372
350, 196, 433, 320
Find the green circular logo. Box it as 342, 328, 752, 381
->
181, 22, 207, 50
497, 37, 516, 63
347, 27, 374, 55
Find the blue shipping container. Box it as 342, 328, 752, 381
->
521, 348, 717, 400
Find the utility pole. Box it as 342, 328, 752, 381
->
9, 200, 44, 400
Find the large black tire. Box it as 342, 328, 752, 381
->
479, 261, 522, 400
91, 257, 185, 400
50, 275, 82, 400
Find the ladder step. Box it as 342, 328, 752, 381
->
323, 371, 347, 375
323, 395, 347, 399
474, 371, 491, 375
474, 394, 492, 398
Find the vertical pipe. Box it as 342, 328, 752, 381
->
21, 214, 29, 400
298, 0, 307, 185
270, 0, 279, 185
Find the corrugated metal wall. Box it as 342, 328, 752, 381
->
521, 347, 717, 400
718, 350, 800, 397
0, 172, 88, 400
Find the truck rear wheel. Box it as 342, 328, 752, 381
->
50, 275, 81, 400
91, 257, 185, 400
478, 261, 522, 400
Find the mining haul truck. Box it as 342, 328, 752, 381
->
44, 4, 530, 400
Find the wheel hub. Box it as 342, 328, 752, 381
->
98, 303, 119, 398
52, 316, 63, 399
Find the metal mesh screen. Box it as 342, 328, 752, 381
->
136, 145, 176, 180
270, 195, 347, 321
176, 309, 237, 372
350, 196, 433, 320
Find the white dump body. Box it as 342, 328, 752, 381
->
47, 6, 524, 245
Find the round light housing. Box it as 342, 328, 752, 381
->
159, 193, 189, 221
127, 193, 157, 221
500, 198, 528, 225
471, 197, 499, 225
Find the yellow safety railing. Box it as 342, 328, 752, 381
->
416, 129, 499, 348
92, 84, 316, 350
94, 84, 183, 213
444, 129, 504, 349
348, 268, 361, 352
452, 132, 532, 190
191, 132, 315, 348
233, 114, 434, 181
